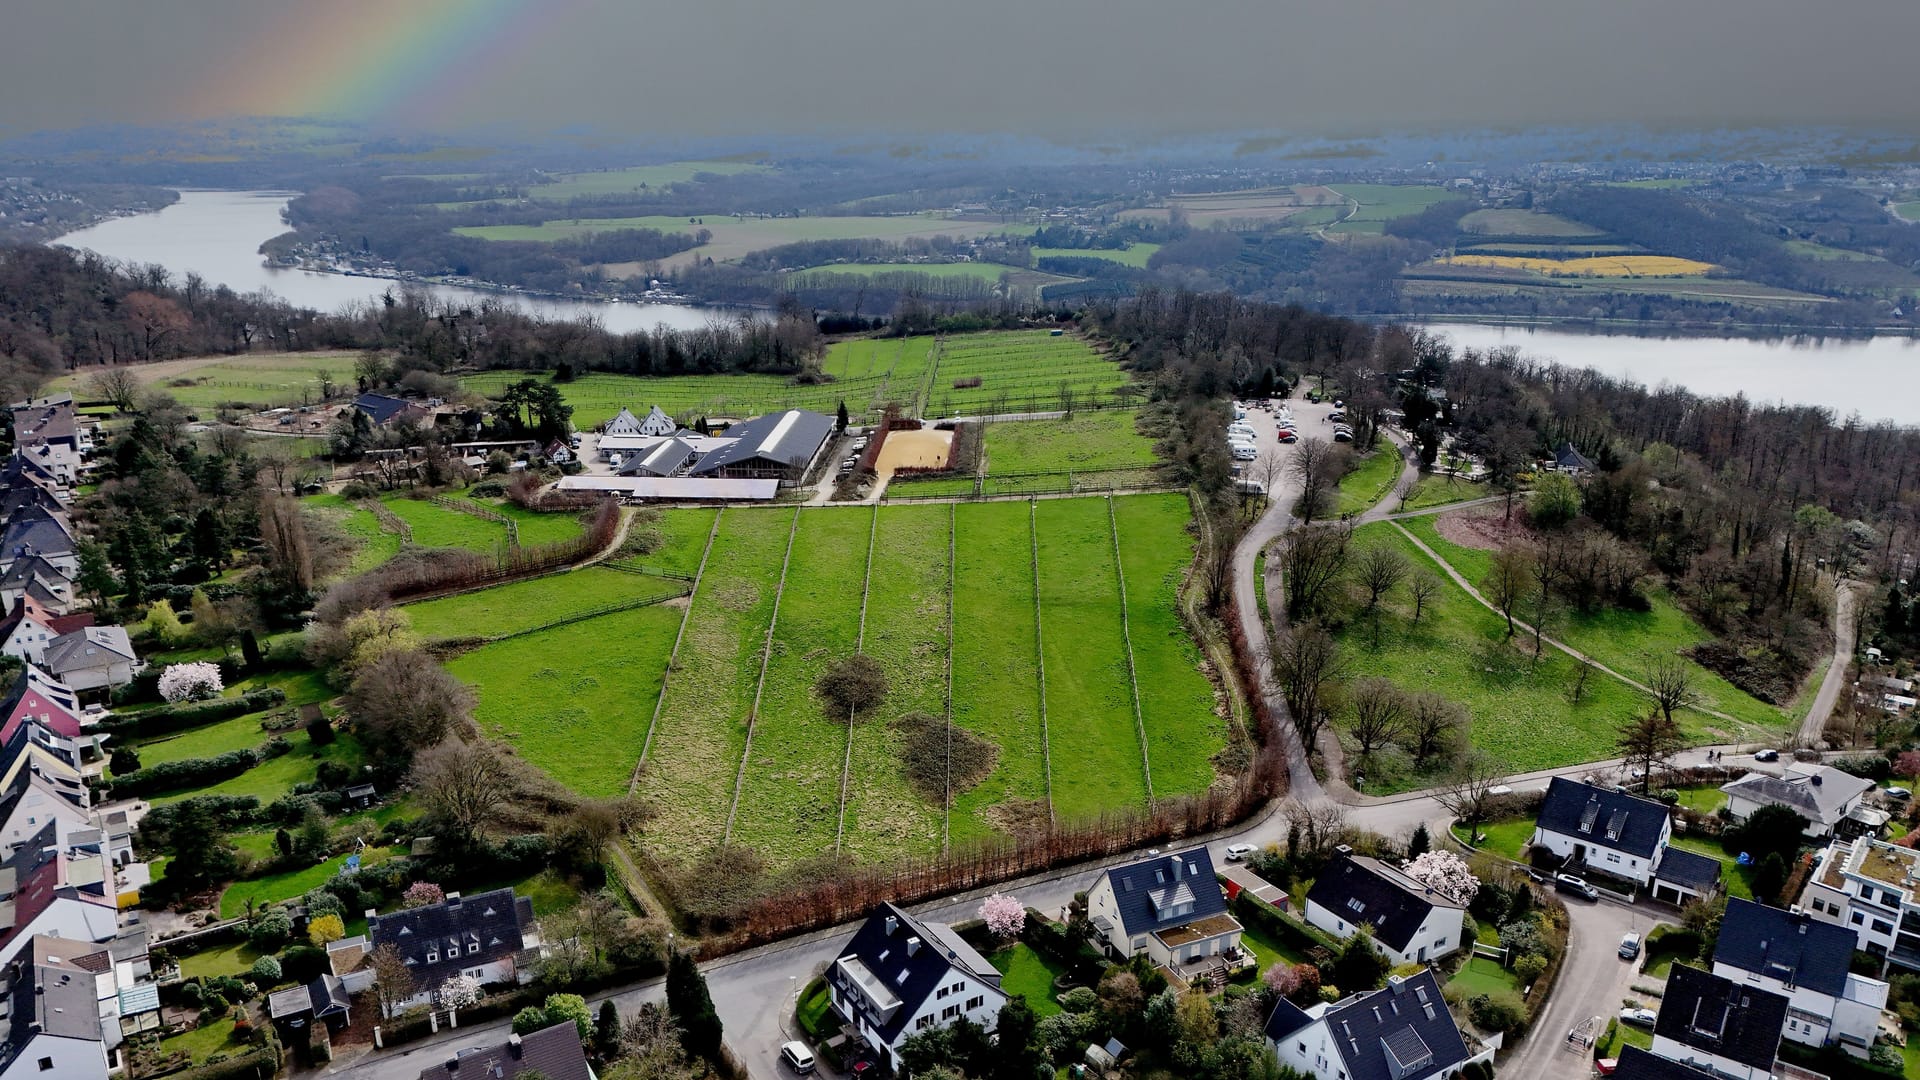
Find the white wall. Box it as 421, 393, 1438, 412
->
1650, 1033, 1771, 1080
1303, 902, 1463, 967
1530, 826, 1665, 885
0, 1031, 108, 1080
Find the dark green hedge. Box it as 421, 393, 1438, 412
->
100, 688, 287, 739
107, 737, 289, 798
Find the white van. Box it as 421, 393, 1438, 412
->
1231, 444, 1258, 461
780, 1042, 816, 1074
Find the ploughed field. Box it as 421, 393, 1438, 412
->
430, 494, 1230, 868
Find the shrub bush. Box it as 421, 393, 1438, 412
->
99, 689, 287, 739
249, 956, 282, 983
1467, 993, 1528, 1034
109, 748, 263, 798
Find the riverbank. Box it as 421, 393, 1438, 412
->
1372, 312, 1919, 340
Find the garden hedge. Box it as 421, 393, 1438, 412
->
100, 688, 287, 739
106, 737, 289, 798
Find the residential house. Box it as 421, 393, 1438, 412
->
1086, 848, 1246, 980
0, 824, 123, 970
1606, 1045, 1718, 1080
1553, 441, 1596, 475
0, 508, 76, 577
415, 1022, 594, 1080
826, 903, 1007, 1073
542, 439, 573, 465
0, 480, 62, 524
0, 555, 76, 616
353, 393, 432, 428
1265, 970, 1495, 1080
1649, 965, 1789, 1080
366, 888, 540, 1015
603, 407, 646, 436
267, 975, 352, 1040
1720, 764, 1881, 839
1648, 847, 1725, 908
1797, 835, 1920, 970
689, 408, 834, 485
0, 459, 66, 508
1303, 851, 1468, 967
1710, 897, 1884, 1055
633, 405, 679, 437
0, 936, 112, 1080
0, 667, 81, 744
42, 626, 138, 693
1531, 778, 1672, 887
0, 598, 90, 666
0, 727, 90, 812
0, 770, 92, 859
10, 398, 85, 486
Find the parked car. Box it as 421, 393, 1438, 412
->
1618, 1007, 1657, 1028
1888, 786, 1913, 801
1277, 430, 1298, 443
1234, 479, 1265, 495
1752, 748, 1780, 762
1333, 429, 1353, 443
1224, 843, 1258, 861
1618, 933, 1641, 960
1556, 873, 1600, 900
1329, 410, 1347, 422
781, 1042, 817, 1074
849, 1058, 877, 1077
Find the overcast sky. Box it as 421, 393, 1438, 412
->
4, 0, 1917, 138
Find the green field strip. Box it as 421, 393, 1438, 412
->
723, 507, 803, 844
842, 503, 951, 862
833, 505, 881, 851
493, 501, 588, 548
1105, 497, 1156, 804
305, 494, 400, 576
632, 507, 721, 576
632, 508, 795, 865
943, 504, 956, 848
403, 566, 681, 641
381, 496, 509, 553
632, 510, 722, 781
949, 501, 1052, 842
448, 603, 681, 798
1033, 498, 1148, 820
1112, 494, 1229, 798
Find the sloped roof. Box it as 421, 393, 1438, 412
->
1652, 847, 1723, 891
1306, 855, 1458, 952
690, 409, 833, 474
1101, 847, 1228, 939
1537, 777, 1668, 858
354, 393, 424, 426
7, 936, 104, 1053
636, 405, 678, 437
617, 437, 696, 478
1720, 765, 1872, 826
1263, 997, 1316, 1042
368, 888, 533, 993
0, 509, 75, 561
604, 407, 645, 435
1321, 971, 1471, 1080
1555, 441, 1595, 471
1609, 1045, 1717, 1080
1712, 897, 1855, 998
44, 625, 135, 674
831, 903, 1003, 1046
1652, 964, 1786, 1073
416, 1021, 593, 1080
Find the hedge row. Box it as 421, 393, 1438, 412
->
107, 738, 289, 798
100, 688, 287, 740
167, 1042, 279, 1080
1230, 890, 1340, 958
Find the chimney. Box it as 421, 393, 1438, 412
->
884, 915, 899, 936
907, 936, 921, 956
508, 1034, 523, 1059
1335, 844, 1353, 857
1170, 854, 1184, 875
444, 1056, 461, 1074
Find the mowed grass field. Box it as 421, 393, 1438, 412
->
924, 332, 1133, 418
455, 214, 1033, 270
1326, 184, 1456, 234
1440, 254, 1719, 277
1030, 244, 1160, 268
1334, 448, 1403, 516
404, 565, 685, 641
980, 410, 1156, 474
50, 351, 362, 412
1457, 209, 1603, 237
623, 494, 1223, 867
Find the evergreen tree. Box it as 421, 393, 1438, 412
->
665, 949, 723, 1062
836, 400, 850, 432
990, 997, 1038, 1080
1407, 823, 1431, 859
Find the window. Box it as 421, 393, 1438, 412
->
427, 951, 438, 963
38, 1059, 53, 1072
1606, 853, 1621, 864
1854, 913, 1867, 926
467, 943, 479, 954
942, 1005, 960, 1020
965, 996, 983, 1011
1874, 919, 1894, 934
917, 1016, 932, 1030
937, 986, 949, 1000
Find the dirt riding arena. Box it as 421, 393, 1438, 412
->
873, 428, 953, 479
1432, 501, 1539, 551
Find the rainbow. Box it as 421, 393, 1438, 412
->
182, 0, 564, 126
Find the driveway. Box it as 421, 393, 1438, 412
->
1501, 897, 1661, 1079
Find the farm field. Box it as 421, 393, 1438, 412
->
1121, 187, 1337, 228
529, 161, 768, 199
464, 366, 903, 427
625, 494, 1220, 866
1784, 240, 1881, 261
923, 332, 1133, 418
379, 494, 511, 553
1457, 209, 1602, 237
404, 565, 686, 641
454, 214, 1032, 271
1325, 184, 1456, 233
980, 410, 1156, 475
49, 350, 361, 412
1439, 254, 1718, 277
1030, 244, 1160, 268
791, 262, 1009, 283
304, 494, 401, 576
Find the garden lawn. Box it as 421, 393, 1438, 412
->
448, 601, 681, 798
1639, 925, 1700, 978
455, 867, 583, 916
405, 566, 684, 641
1400, 475, 1491, 513
152, 732, 366, 806
1240, 920, 1309, 973
1112, 495, 1225, 798
951, 501, 1052, 839
161, 1017, 254, 1064
990, 944, 1066, 1017
1446, 956, 1523, 999
127, 713, 274, 769
1343, 524, 1655, 790
1599, 1018, 1654, 1057
1453, 817, 1536, 860
1335, 449, 1402, 516
633, 508, 796, 865
382, 495, 509, 553
177, 938, 265, 980
305, 492, 401, 576
730, 506, 870, 862
1672, 785, 1729, 815
843, 504, 949, 860
1034, 498, 1149, 818
229, 665, 333, 706
218, 844, 405, 919
980, 410, 1155, 475
797, 980, 835, 1040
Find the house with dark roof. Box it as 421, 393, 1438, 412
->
1710, 897, 1886, 1055
0, 597, 90, 666
0, 555, 73, 617
1531, 778, 1673, 887
1649, 846, 1723, 907
353, 393, 432, 428
616, 437, 697, 478
0, 508, 76, 578
42, 626, 138, 693
0, 936, 115, 1080
416, 1021, 593, 1080
1606, 1045, 1718, 1080
1722, 764, 1878, 839
1304, 852, 1468, 967
0, 458, 66, 507
366, 888, 540, 1016
1650, 965, 1789, 1080
1087, 848, 1244, 980
826, 903, 1008, 1073
1265, 970, 1493, 1080
268, 974, 352, 1038
10, 399, 85, 486
689, 409, 833, 485
1553, 440, 1596, 475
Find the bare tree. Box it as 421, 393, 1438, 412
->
254, 440, 299, 494
1643, 655, 1698, 726
347, 650, 477, 766
1569, 659, 1598, 704
1345, 677, 1409, 764
86, 367, 141, 413
366, 945, 415, 1019
1198, 514, 1246, 614
1616, 709, 1686, 793
1250, 446, 1287, 496
1433, 752, 1508, 836
1284, 799, 1350, 856
1407, 570, 1440, 627
1271, 622, 1347, 753
1353, 543, 1409, 645
258, 494, 315, 597
1290, 437, 1342, 523
1280, 522, 1353, 619
1482, 544, 1536, 637
1407, 690, 1469, 767
413, 739, 514, 851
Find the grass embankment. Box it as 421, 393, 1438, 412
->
1334, 449, 1402, 516
305, 493, 401, 576
1399, 476, 1490, 513
151, 733, 367, 807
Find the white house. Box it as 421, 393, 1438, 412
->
826, 904, 1007, 1073
1720, 764, 1879, 839
1303, 852, 1467, 967
1265, 970, 1495, 1080
1530, 777, 1672, 886
366, 888, 540, 1015
0, 825, 123, 971
1649, 965, 1788, 1080
0, 937, 114, 1080
41, 627, 138, 693
1710, 897, 1884, 1056
1086, 848, 1246, 979
1797, 835, 1920, 971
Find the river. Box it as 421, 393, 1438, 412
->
50, 189, 739, 335
1416, 323, 1920, 425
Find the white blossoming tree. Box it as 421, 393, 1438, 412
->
980, 893, 1025, 940
438, 973, 483, 1010
1401, 850, 1480, 907
158, 661, 223, 703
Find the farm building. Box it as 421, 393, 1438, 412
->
352, 392, 432, 428
605, 405, 677, 437
555, 476, 778, 502
616, 438, 698, 478
688, 408, 833, 485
